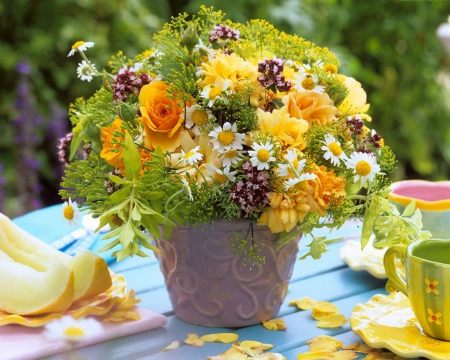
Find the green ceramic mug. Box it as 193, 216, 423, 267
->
384, 240, 450, 341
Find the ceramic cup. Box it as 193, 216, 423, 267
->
384, 240, 450, 341
388, 180, 450, 239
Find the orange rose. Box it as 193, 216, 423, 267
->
283, 91, 337, 125
139, 81, 184, 152
100, 118, 126, 169
310, 165, 347, 215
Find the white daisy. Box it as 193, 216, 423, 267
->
292, 72, 325, 94
284, 173, 317, 190
62, 198, 80, 227
182, 104, 215, 135
209, 122, 245, 152
205, 164, 237, 184
218, 147, 245, 167
193, 39, 215, 62
76, 60, 97, 82
199, 78, 232, 107
43, 315, 102, 342
248, 142, 276, 170
181, 178, 193, 201
67, 41, 95, 57
277, 149, 306, 177
345, 151, 381, 185
321, 134, 347, 166
179, 146, 203, 166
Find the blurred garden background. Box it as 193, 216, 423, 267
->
0, 0, 449, 218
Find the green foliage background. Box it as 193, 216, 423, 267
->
0, 0, 449, 217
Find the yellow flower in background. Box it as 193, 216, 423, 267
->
257, 107, 309, 151
425, 278, 440, 295
283, 91, 337, 125
338, 75, 371, 121
100, 118, 126, 169
139, 80, 184, 152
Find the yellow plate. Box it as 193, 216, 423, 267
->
351, 292, 450, 360
339, 236, 405, 279
0, 273, 127, 327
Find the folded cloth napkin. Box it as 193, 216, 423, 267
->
0, 307, 167, 360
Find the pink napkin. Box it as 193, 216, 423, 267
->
0, 307, 167, 360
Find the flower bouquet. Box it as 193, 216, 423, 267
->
60, 6, 397, 263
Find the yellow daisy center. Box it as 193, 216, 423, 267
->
64, 326, 85, 338
324, 64, 338, 74
63, 206, 75, 220
72, 41, 85, 50
355, 160, 371, 176
218, 130, 234, 145
257, 149, 270, 162
214, 172, 228, 184
301, 78, 316, 90
192, 109, 208, 126
209, 87, 223, 99
225, 149, 238, 159
183, 151, 195, 160
328, 142, 342, 156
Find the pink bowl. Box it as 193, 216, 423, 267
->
388, 180, 450, 239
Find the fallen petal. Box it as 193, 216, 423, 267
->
201, 333, 239, 343
316, 314, 348, 328
263, 318, 287, 331
160, 340, 179, 352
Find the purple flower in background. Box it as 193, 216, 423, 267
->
258, 57, 291, 92
113, 66, 152, 102
0, 164, 6, 213
209, 25, 240, 44
12, 61, 43, 213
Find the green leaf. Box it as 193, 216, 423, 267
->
411, 209, 423, 229
136, 250, 150, 257
69, 129, 85, 160
271, 98, 285, 109
109, 175, 129, 185
123, 132, 141, 180
115, 248, 131, 262
101, 226, 122, 240
361, 207, 376, 250
141, 215, 161, 240
402, 200, 416, 217
119, 221, 134, 248
131, 205, 142, 222
105, 185, 131, 205
97, 238, 121, 252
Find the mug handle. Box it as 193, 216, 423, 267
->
383, 245, 407, 295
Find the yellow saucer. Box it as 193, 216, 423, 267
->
351, 292, 450, 360
339, 237, 405, 279
0, 273, 127, 327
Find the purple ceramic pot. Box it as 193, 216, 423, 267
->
154, 220, 301, 327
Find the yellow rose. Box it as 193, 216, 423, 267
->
338, 75, 371, 121
199, 52, 262, 105
100, 118, 126, 169
139, 81, 184, 152
257, 107, 309, 151
282, 91, 337, 125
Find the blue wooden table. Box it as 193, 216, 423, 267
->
12, 205, 388, 360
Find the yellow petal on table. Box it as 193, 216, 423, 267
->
207, 346, 248, 360
185, 333, 205, 347
351, 343, 373, 354
311, 301, 341, 319
159, 340, 179, 352
263, 318, 287, 331
116, 289, 141, 310
297, 349, 334, 359
239, 340, 274, 351
316, 313, 348, 328
102, 310, 141, 322
333, 350, 358, 360
201, 332, 239, 343
289, 296, 317, 310
341, 342, 360, 350
306, 335, 343, 351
